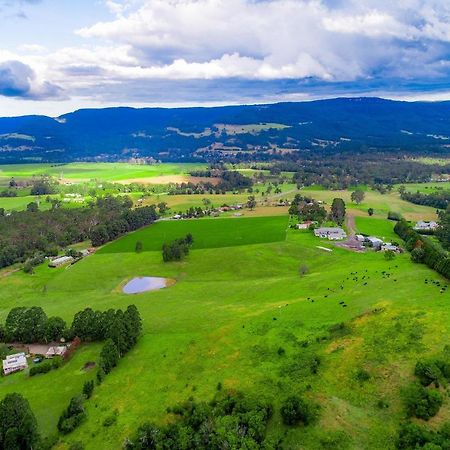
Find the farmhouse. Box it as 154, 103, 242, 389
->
48, 256, 74, 268
314, 227, 347, 240
46, 346, 67, 358
296, 220, 314, 229
2, 352, 28, 375
414, 220, 439, 231
366, 237, 383, 250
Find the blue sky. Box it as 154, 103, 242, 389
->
1, 0, 450, 116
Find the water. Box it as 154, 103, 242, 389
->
123, 277, 169, 294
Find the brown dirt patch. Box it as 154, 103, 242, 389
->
82, 361, 96, 371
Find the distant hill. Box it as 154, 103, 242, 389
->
1, 97, 450, 163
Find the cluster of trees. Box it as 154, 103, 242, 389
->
168, 170, 253, 195
162, 234, 194, 262
397, 421, 450, 449
58, 395, 87, 434
351, 189, 365, 204
395, 220, 450, 279
396, 353, 450, 448
70, 305, 142, 347
125, 392, 274, 449
400, 189, 450, 210
1, 306, 66, 343
90, 201, 158, 247
288, 194, 327, 223
0, 195, 159, 270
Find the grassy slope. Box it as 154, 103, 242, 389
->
354, 217, 398, 242
1, 215, 449, 449
299, 188, 438, 221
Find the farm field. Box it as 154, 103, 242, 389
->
0, 162, 207, 186
354, 217, 398, 242
1, 214, 450, 449
399, 181, 450, 193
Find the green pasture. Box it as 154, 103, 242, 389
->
398, 181, 450, 193
98, 216, 288, 253
1, 215, 450, 449
300, 187, 438, 221
0, 162, 206, 184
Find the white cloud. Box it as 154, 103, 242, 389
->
3, 0, 450, 112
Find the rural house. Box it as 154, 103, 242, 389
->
46, 346, 67, 358
296, 220, 315, 229
2, 352, 28, 375
414, 221, 439, 231
314, 227, 347, 240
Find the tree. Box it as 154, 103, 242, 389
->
280, 396, 316, 426
367, 208, 374, 216
246, 195, 257, 210
46, 316, 66, 342
26, 202, 39, 213
384, 250, 396, 261
99, 339, 120, 374
411, 247, 425, 263
135, 241, 143, 253
157, 202, 168, 214
0, 393, 39, 450
351, 190, 365, 204
398, 185, 406, 195
331, 198, 346, 225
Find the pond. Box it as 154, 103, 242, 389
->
122, 277, 173, 294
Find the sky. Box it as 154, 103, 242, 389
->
2, 0, 450, 116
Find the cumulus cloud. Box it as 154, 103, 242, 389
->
3, 0, 450, 109
0, 60, 63, 99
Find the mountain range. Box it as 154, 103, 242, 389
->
1, 97, 450, 163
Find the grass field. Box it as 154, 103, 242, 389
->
99, 216, 288, 253
0, 162, 206, 186
354, 217, 398, 242
1, 213, 450, 449
299, 188, 438, 221
399, 182, 450, 193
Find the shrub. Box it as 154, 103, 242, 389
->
83, 380, 94, 399
388, 211, 402, 221
355, 368, 371, 383
57, 396, 86, 434
403, 384, 443, 420
415, 360, 442, 387
411, 247, 426, 263
280, 396, 317, 426
135, 241, 143, 253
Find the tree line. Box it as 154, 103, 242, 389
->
400, 190, 450, 210
394, 220, 450, 279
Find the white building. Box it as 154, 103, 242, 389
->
414, 221, 439, 231
296, 221, 314, 230
381, 243, 399, 252
314, 227, 347, 240
3, 353, 28, 375
48, 256, 74, 268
